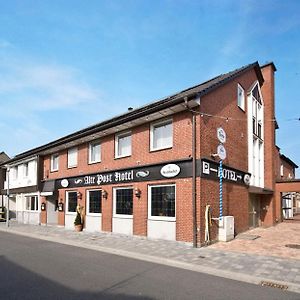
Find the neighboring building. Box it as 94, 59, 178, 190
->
1, 61, 297, 245
2, 156, 41, 224
0, 152, 10, 221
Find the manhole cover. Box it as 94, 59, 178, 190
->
285, 244, 300, 249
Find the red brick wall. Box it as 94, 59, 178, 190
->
198, 68, 258, 242
279, 158, 295, 180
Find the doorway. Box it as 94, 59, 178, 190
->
47, 196, 58, 225
248, 194, 261, 228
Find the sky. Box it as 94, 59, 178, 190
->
0, 0, 299, 176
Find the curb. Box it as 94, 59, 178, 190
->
1, 227, 300, 294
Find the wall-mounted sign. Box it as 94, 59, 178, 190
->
49, 159, 195, 190
217, 144, 227, 160
201, 159, 250, 186
160, 164, 181, 178
217, 127, 226, 144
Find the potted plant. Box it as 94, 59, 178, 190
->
74, 205, 83, 232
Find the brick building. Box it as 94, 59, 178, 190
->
1, 61, 297, 246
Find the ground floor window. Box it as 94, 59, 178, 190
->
148, 184, 175, 219
87, 189, 102, 214
25, 196, 38, 211
113, 187, 133, 216
66, 191, 77, 213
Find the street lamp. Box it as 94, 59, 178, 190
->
6, 166, 10, 227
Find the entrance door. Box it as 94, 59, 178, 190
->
47, 197, 58, 225
248, 195, 260, 228
282, 193, 293, 219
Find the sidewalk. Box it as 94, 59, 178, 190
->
1, 222, 300, 294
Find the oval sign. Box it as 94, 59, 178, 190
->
217, 127, 226, 144
160, 164, 181, 178
61, 179, 69, 188
217, 144, 227, 160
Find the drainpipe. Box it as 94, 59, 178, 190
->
192, 113, 197, 247
184, 97, 198, 248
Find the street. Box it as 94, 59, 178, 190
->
0, 232, 298, 300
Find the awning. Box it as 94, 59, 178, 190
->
248, 186, 273, 195
41, 180, 55, 196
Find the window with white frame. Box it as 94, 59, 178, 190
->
115, 131, 131, 158
23, 162, 29, 177
87, 189, 102, 214
89, 141, 101, 164
280, 165, 284, 177
237, 84, 245, 111
67, 147, 78, 168
113, 187, 133, 216
148, 184, 175, 219
12, 166, 18, 180
150, 119, 173, 151
66, 191, 77, 213
51, 154, 59, 171
25, 196, 38, 211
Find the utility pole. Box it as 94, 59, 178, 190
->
6, 167, 10, 227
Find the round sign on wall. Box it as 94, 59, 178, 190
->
217, 144, 227, 160
160, 164, 181, 178
217, 127, 226, 144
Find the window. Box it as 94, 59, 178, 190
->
257, 122, 262, 139
68, 148, 78, 168
114, 187, 133, 216
149, 184, 175, 219
89, 141, 101, 164
115, 131, 131, 158
12, 167, 18, 180
237, 84, 245, 110
280, 165, 284, 177
51, 154, 59, 171
25, 196, 38, 211
23, 162, 29, 177
87, 190, 102, 214
66, 191, 78, 213
150, 119, 173, 151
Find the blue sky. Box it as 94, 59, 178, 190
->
0, 0, 299, 176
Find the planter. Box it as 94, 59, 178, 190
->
74, 224, 83, 232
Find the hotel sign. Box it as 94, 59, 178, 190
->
54, 159, 193, 190
201, 159, 251, 186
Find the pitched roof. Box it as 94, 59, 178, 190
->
0, 152, 10, 164
3, 61, 263, 165
280, 154, 298, 169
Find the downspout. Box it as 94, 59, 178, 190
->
184, 97, 198, 248
192, 112, 197, 247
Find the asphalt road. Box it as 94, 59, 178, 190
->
0, 232, 298, 300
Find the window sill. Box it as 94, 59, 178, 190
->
150, 146, 172, 153
148, 216, 176, 222
67, 165, 77, 169
86, 213, 102, 217
50, 169, 59, 173
113, 214, 133, 219
114, 154, 131, 160
88, 160, 101, 165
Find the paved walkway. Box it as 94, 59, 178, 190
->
1, 222, 300, 294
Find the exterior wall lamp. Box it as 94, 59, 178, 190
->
77, 191, 82, 199
134, 188, 141, 198
102, 190, 108, 199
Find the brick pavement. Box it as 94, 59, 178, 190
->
0, 221, 300, 294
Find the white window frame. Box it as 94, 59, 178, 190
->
115, 131, 132, 159
148, 184, 176, 221
12, 166, 18, 180
23, 162, 29, 178
88, 141, 101, 164
51, 154, 59, 172
25, 195, 39, 211
150, 118, 173, 152
113, 187, 133, 219
66, 190, 78, 215
86, 189, 102, 216
280, 165, 284, 177
237, 83, 245, 111
67, 147, 78, 168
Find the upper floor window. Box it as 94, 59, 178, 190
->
51, 154, 59, 172
12, 167, 18, 180
68, 147, 78, 168
150, 119, 173, 151
280, 164, 284, 177
115, 131, 131, 158
89, 141, 101, 164
23, 162, 29, 177
237, 84, 245, 111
